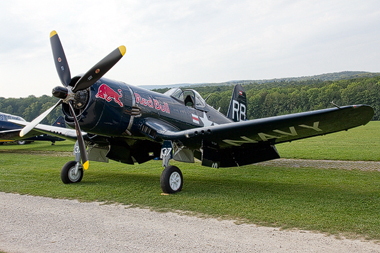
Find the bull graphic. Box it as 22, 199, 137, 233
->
95, 84, 123, 107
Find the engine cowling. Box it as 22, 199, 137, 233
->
62, 78, 133, 137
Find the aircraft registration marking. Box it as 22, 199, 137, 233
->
223, 121, 322, 146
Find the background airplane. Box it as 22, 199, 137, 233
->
0, 112, 66, 145
13, 30, 374, 194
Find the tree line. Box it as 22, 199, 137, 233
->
194, 77, 379, 120
1, 75, 380, 125
0, 95, 62, 124
198, 76, 380, 120
167, 75, 380, 120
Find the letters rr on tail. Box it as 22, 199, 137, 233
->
95, 84, 123, 107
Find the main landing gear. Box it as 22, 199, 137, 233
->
59, 158, 183, 193
61, 141, 84, 184
159, 141, 183, 194
160, 165, 183, 193
60, 140, 184, 193
61, 161, 83, 184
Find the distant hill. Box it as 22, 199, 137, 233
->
138, 71, 380, 90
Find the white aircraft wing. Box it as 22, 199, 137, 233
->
9, 119, 83, 141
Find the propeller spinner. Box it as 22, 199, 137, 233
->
20, 30, 126, 171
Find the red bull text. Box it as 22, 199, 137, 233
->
134, 93, 170, 114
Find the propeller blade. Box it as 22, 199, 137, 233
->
20, 100, 62, 137
72, 46, 126, 92
68, 102, 89, 170
50, 31, 71, 86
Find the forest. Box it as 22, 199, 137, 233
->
156, 75, 380, 120
1, 74, 380, 125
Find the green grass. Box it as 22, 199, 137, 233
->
0, 140, 73, 152
277, 121, 380, 161
0, 122, 379, 240
0, 153, 380, 240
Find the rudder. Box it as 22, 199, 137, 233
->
52, 116, 66, 128
226, 84, 247, 122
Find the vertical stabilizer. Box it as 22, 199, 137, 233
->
226, 84, 247, 122
52, 116, 66, 128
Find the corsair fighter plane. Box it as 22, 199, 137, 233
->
15, 31, 374, 193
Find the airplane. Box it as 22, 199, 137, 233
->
12, 30, 374, 194
0, 112, 66, 145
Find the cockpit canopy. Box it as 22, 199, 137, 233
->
0, 113, 25, 122
164, 88, 206, 108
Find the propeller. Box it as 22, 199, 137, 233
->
19, 100, 62, 137
50, 30, 71, 86
72, 46, 126, 92
20, 30, 126, 170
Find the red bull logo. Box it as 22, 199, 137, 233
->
95, 84, 123, 107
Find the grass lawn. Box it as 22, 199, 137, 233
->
277, 121, 380, 161
0, 121, 379, 240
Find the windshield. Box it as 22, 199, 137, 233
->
165, 88, 206, 108
191, 90, 205, 107
164, 88, 184, 101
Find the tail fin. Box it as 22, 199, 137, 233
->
52, 116, 66, 128
226, 84, 247, 122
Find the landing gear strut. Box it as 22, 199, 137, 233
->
160, 140, 183, 193
61, 141, 85, 184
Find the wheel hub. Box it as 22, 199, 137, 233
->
169, 172, 181, 191
68, 166, 82, 182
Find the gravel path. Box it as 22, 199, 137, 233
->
1, 191, 380, 253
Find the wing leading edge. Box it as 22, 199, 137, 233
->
9, 119, 80, 141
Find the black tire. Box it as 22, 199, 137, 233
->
160, 165, 183, 193
61, 161, 83, 184
17, 140, 32, 145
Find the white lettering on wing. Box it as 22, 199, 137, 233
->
222, 122, 323, 146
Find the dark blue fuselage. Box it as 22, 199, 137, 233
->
65, 77, 231, 143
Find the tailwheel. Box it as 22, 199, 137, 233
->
61, 161, 83, 184
160, 165, 183, 193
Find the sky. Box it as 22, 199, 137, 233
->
1, 0, 380, 98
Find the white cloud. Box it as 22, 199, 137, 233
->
1, 0, 380, 97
